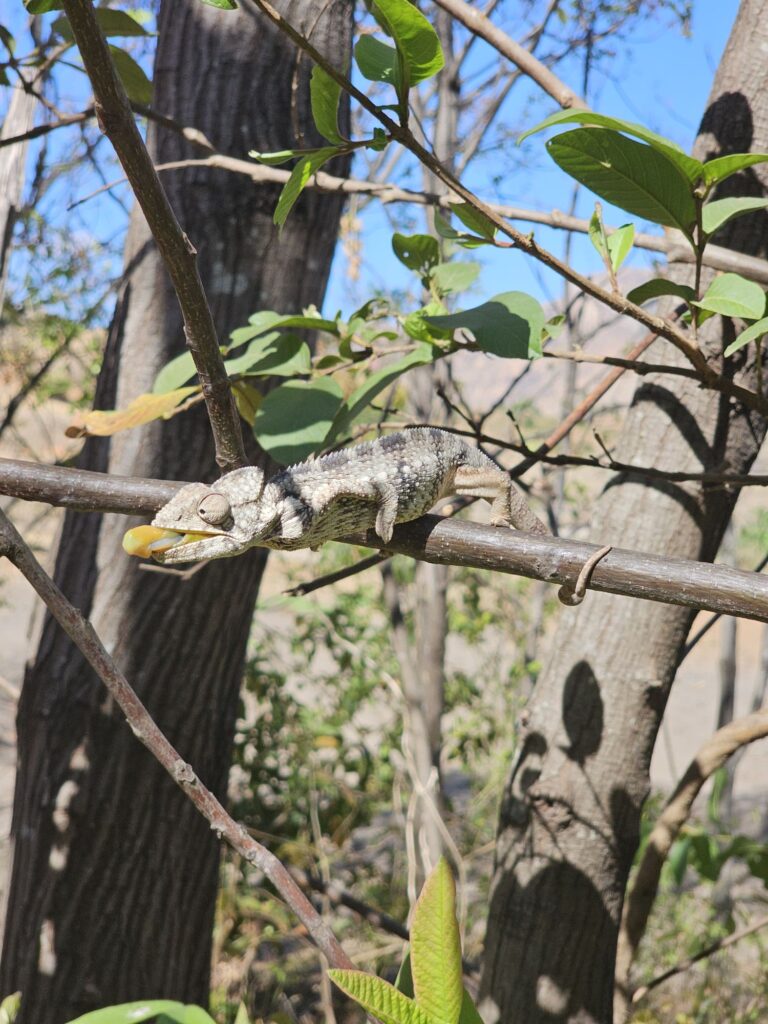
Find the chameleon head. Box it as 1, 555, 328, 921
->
122, 465, 270, 564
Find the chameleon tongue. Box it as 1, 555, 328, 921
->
122, 525, 188, 559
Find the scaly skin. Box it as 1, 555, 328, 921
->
123, 428, 548, 563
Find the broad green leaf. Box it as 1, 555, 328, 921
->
354, 35, 400, 85
431, 262, 481, 295
198, 0, 237, 8
373, 0, 444, 86
274, 147, 340, 229
310, 65, 344, 144
667, 837, 690, 886
403, 302, 451, 343
692, 273, 766, 321
248, 149, 300, 166
109, 46, 152, 105
449, 202, 496, 241
224, 333, 311, 377
65, 387, 198, 438
519, 109, 704, 183
701, 197, 768, 237
65, 1002, 214, 1024
703, 152, 768, 186
328, 344, 434, 441
458, 992, 484, 1024
395, 950, 415, 996
232, 381, 262, 426
546, 129, 697, 236
252, 378, 343, 464
328, 970, 434, 1024
233, 1004, 251, 1024
542, 314, 565, 340
626, 278, 696, 307
392, 233, 439, 274
53, 10, 149, 39
588, 209, 608, 259
411, 859, 462, 1024
426, 291, 545, 359
243, 309, 339, 338
0, 26, 15, 56
153, 351, 198, 393
723, 316, 768, 356
607, 223, 634, 271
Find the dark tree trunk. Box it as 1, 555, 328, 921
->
480, 3, 768, 1022
0, 1, 350, 1019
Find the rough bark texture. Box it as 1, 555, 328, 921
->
0, 1, 350, 1018
479, 4, 768, 1022
0, 72, 36, 314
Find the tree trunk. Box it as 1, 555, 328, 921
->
0, 1, 350, 1019
0, 71, 37, 316
480, 3, 768, 1022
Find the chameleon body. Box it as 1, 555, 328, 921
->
123, 427, 547, 564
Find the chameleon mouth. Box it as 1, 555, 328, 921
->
122, 525, 215, 559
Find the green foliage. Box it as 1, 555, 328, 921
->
0, 993, 20, 1024
108, 45, 153, 105
52, 10, 150, 40
252, 377, 343, 464
355, 34, 400, 85
392, 233, 440, 275
588, 211, 634, 271
724, 316, 768, 357
310, 65, 345, 145
370, 0, 444, 96
329, 860, 481, 1024
426, 292, 545, 358
691, 273, 766, 321
273, 147, 340, 229
701, 197, 768, 238
547, 129, 697, 237
626, 279, 696, 307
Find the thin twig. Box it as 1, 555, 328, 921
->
62, 0, 247, 472
284, 552, 390, 596
0, 507, 354, 970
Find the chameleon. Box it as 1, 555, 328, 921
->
122, 427, 548, 564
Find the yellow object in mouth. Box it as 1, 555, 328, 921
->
122, 525, 210, 559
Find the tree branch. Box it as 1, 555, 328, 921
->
0, 506, 354, 971
61, 0, 247, 472
614, 707, 768, 1017
2, 457, 768, 621
431, 0, 588, 110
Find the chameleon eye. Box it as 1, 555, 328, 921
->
196, 492, 231, 526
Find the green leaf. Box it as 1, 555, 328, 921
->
198, 0, 238, 8
519, 109, 704, 184
403, 302, 451, 343
252, 378, 343, 464
392, 233, 439, 274
430, 262, 481, 295
448, 202, 496, 241
153, 351, 198, 393
53, 10, 149, 39
354, 35, 400, 85
373, 0, 444, 86
607, 223, 634, 271
243, 309, 340, 337
233, 1004, 251, 1024
310, 65, 344, 144
692, 273, 766, 321
546, 129, 697, 236
274, 147, 340, 229
65, 1002, 214, 1024
667, 837, 690, 886
395, 950, 415, 996
109, 46, 152, 105
701, 197, 768, 237
328, 344, 434, 442
588, 209, 608, 260
410, 858, 463, 1024
426, 291, 545, 359
542, 314, 565, 340
25, 0, 62, 13
703, 152, 768, 186
723, 316, 768, 357
626, 278, 696, 307
248, 149, 300, 166
328, 970, 434, 1024
457, 992, 484, 1024
0, 992, 20, 1024
224, 333, 311, 377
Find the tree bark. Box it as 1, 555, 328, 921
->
0, 1, 350, 1018
480, 3, 768, 1022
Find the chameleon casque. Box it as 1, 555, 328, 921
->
122, 427, 548, 564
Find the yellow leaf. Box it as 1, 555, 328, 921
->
65, 386, 199, 438
232, 381, 262, 427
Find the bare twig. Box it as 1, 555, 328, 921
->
61, 0, 247, 472
0, 506, 354, 970
284, 552, 389, 596
614, 707, 768, 1017
631, 914, 768, 1003
2, 457, 768, 620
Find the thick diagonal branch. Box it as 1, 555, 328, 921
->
614, 706, 768, 1020
61, 0, 247, 472
0, 507, 352, 971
